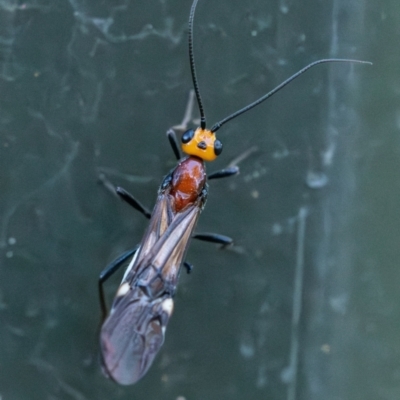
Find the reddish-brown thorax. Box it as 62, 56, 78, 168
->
170, 156, 206, 212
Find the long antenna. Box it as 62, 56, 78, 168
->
188, 0, 206, 130
210, 58, 372, 133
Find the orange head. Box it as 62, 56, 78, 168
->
181, 127, 222, 162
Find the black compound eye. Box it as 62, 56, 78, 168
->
214, 140, 223, 156
182, 129, 195, 144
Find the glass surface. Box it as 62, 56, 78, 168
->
0, 0, 397, 399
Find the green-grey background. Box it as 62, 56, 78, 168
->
0, 0, 397, 399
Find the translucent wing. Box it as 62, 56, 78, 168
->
100, 192, 202, 385
100, 290, 173, 385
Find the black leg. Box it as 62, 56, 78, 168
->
208, 166, 239, 180
99, 247, 139, 321
116, 187, 151, 219
167, 90, 198, 160
166, 129, 181, 160
209, 146, 258, 180
183, 234, 234, 275
98, 173, 152, 219
192, 232, 233, 247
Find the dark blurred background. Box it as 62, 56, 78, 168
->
0, 0, 397, 399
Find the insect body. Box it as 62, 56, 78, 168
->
100, 157, 207, 385
99, 0, 370, 386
